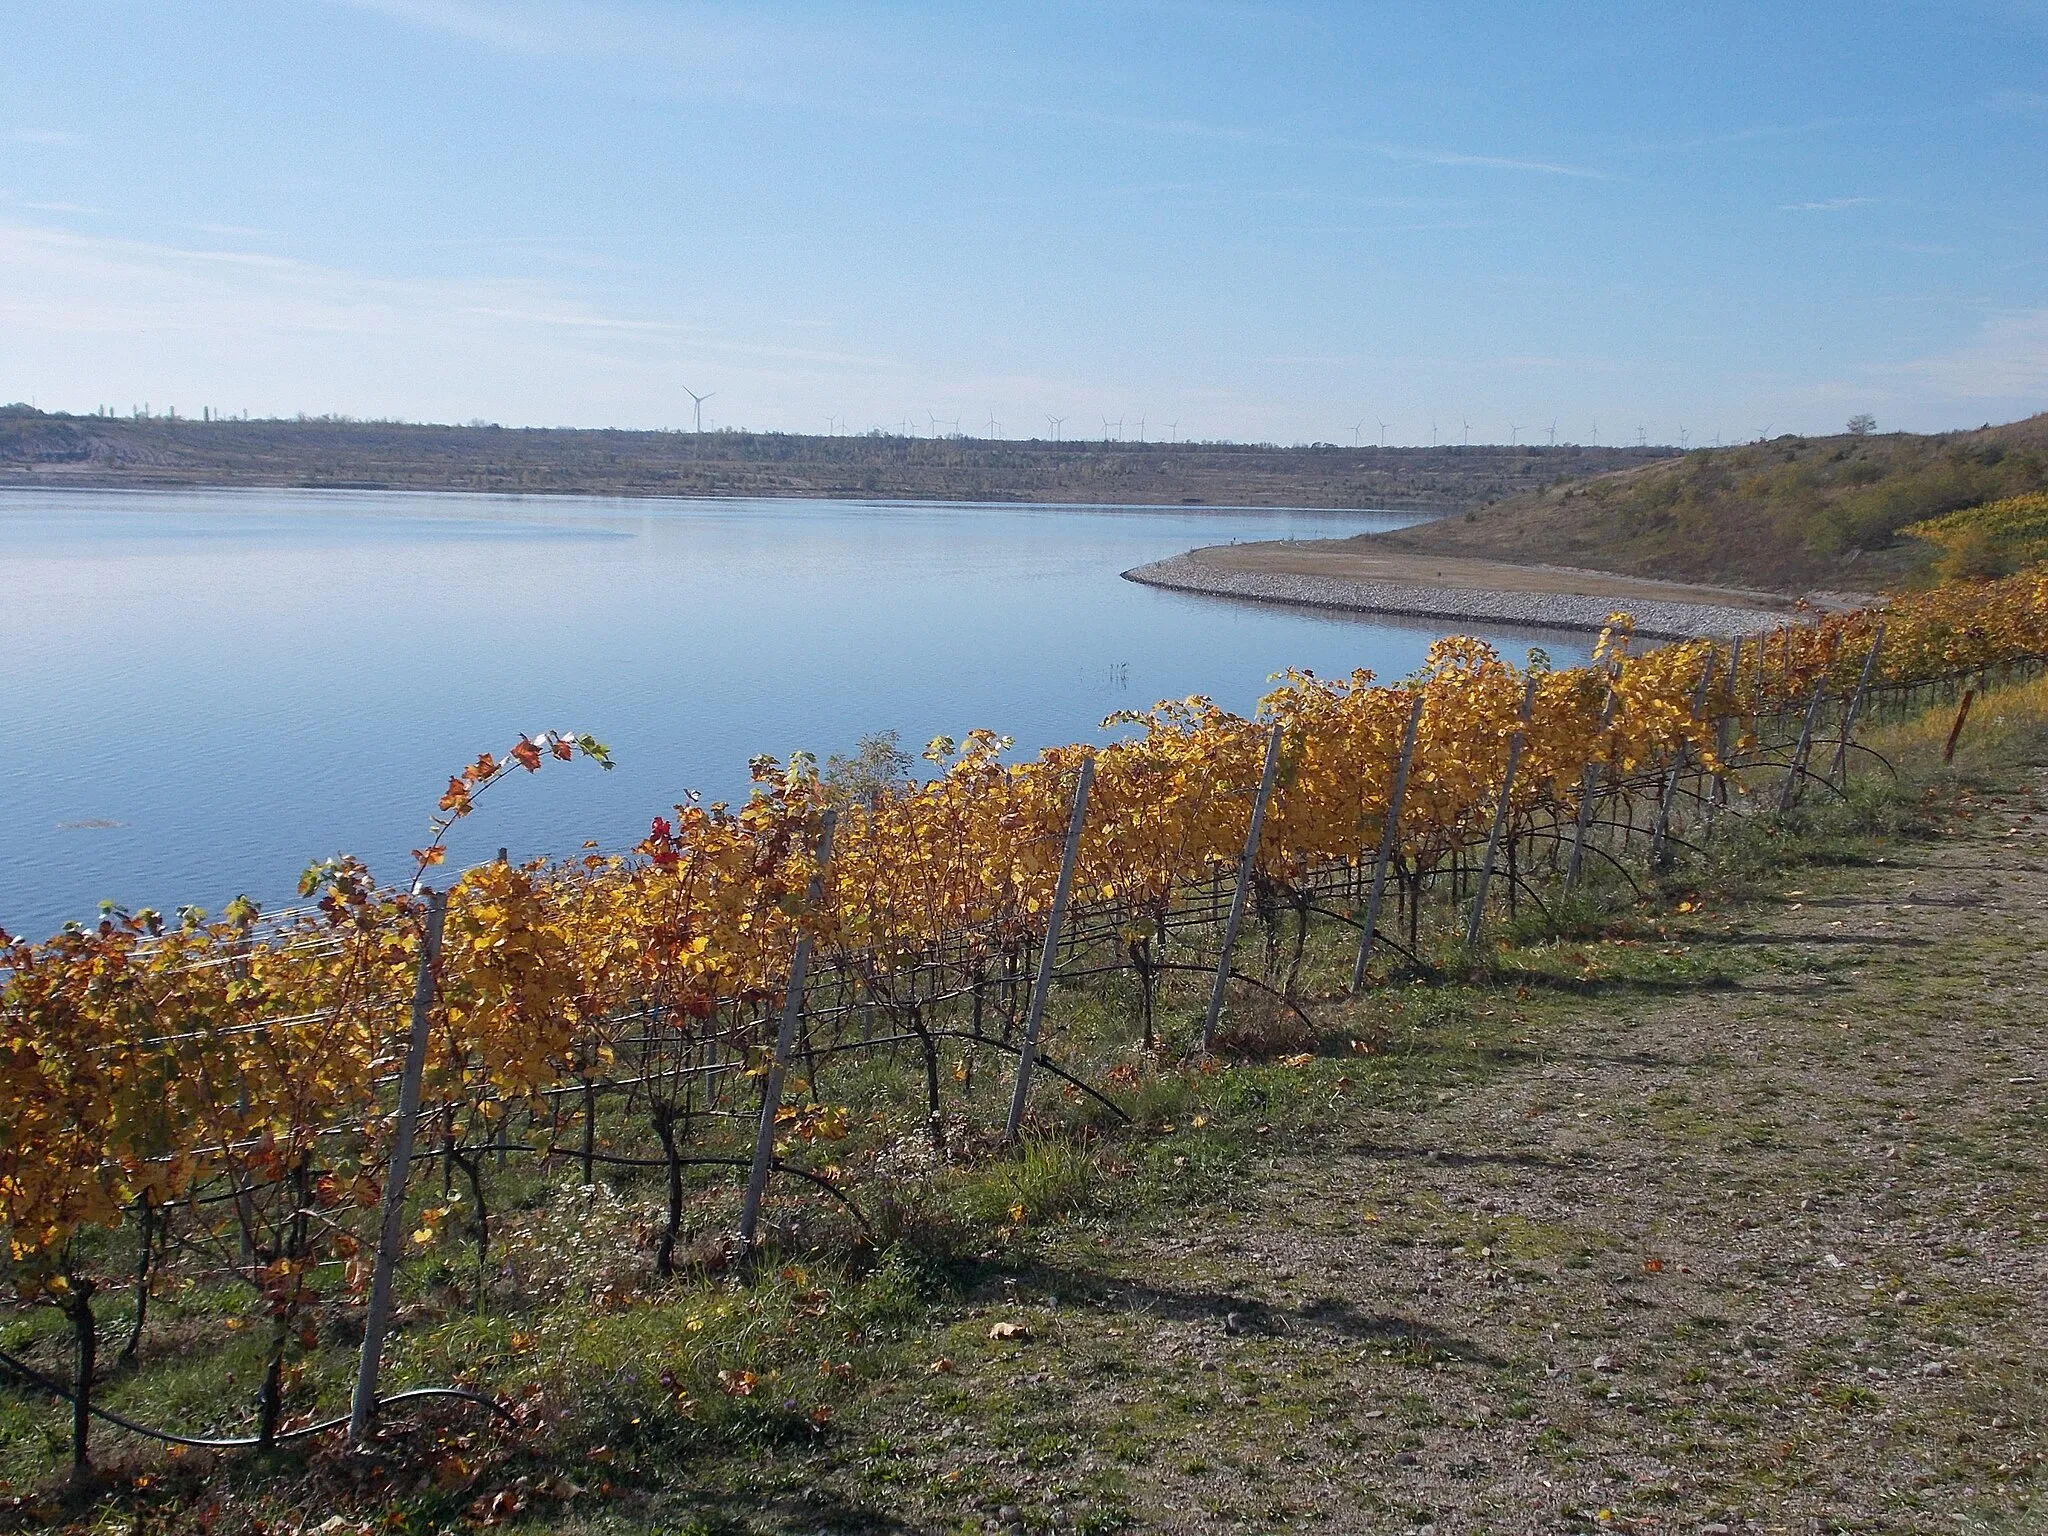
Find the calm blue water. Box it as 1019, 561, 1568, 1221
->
0, 489, 1587, 937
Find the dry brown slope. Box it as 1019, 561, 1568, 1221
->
1358, 415, 2048, 595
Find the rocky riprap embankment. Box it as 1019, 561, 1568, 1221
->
1123, 553, 1782, 639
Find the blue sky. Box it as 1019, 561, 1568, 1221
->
2, 1, 2043, 444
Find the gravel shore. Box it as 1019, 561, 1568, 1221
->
1124, 552, 1781, 639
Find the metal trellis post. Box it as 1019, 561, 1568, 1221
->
1710, 634, 1743, 824
1829, 624, 1885, 787
1778, 676, 1828, 814
1565, 671, 1618, 893
1652, 650, 1716, 869
1351, 694, 1422, 992
349, 887, 448, 1447
1007, 756, 1094, 1141
1466, 676, 1537, 946
740, 810, 837, 1249
1202, 724, 1283, 1053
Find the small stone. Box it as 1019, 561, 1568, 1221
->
1701, 1526, 1731, 1535
996, 1507, 1021, 1526
1592, 1354, 1618, 1372
1394, 1451, 1419, 1466
1223, 1311, 1244, 1336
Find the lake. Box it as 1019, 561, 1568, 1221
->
0, 489, 1588, 937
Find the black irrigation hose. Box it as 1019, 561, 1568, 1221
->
526, 1146, 876, 1232
924, 1029, 1134, 1123
0, 1346, 510, 1449
1295, 900, 1429, 971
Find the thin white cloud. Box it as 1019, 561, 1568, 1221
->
1649, 118, 1859, 152
189, 222, 276, 239
1783, 197, 1878, 212
1372, 144, 1606, 179
24, 201, 101, 215
1990, 88, 2048, 115
0, 218, 932, 425
1898, 307, 2048, 399
1032, 106, 1611, 179
324, 0, 572, 55
8, 129, 84, 146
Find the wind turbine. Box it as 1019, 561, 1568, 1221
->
1756, 425, 1772, 442
1589, 420, 1599, 446
987, 412, 1001, 439
928, 410, 941, 440
1547, 420, 1557, 446
1461, 417, 1471, 447
685, 386, 714, 433
1352, 419, 1366, 448
1047, 415, 1065, 442
1135, 417, 1145, 443
1167, 421, 1178, 443
1103, 417, 1122, 442
1677, 425, 1690, 449
1508, 422, 1519, 446
1430, 420, 1438, 447
1377, 419, 1388, 447
1637, 424, 1648, 448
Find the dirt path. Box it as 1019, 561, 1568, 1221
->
764, 775, 2046, 1534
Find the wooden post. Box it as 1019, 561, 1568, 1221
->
1829, 624, 1885, 786
1466, 677, 1537, 946
1202, 725, 1283, 1053
1778, 676, 1828, 813
740, 811, 837, 1249
1350, 695, 1422, 992
349, 888, 448, 1446
1943, 688, 1975, 765
1007, 757, 1094, 1141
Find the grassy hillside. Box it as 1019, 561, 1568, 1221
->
1373, 413, 2048, 593
0, 409, 1671, 511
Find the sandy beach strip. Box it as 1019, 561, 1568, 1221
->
1123, 552, 1785, 640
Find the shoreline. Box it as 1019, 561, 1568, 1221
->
1123, 551, 1786, 639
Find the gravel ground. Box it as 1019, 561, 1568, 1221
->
1124, 555, 1781, 640
688, 769, 2047, 1534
